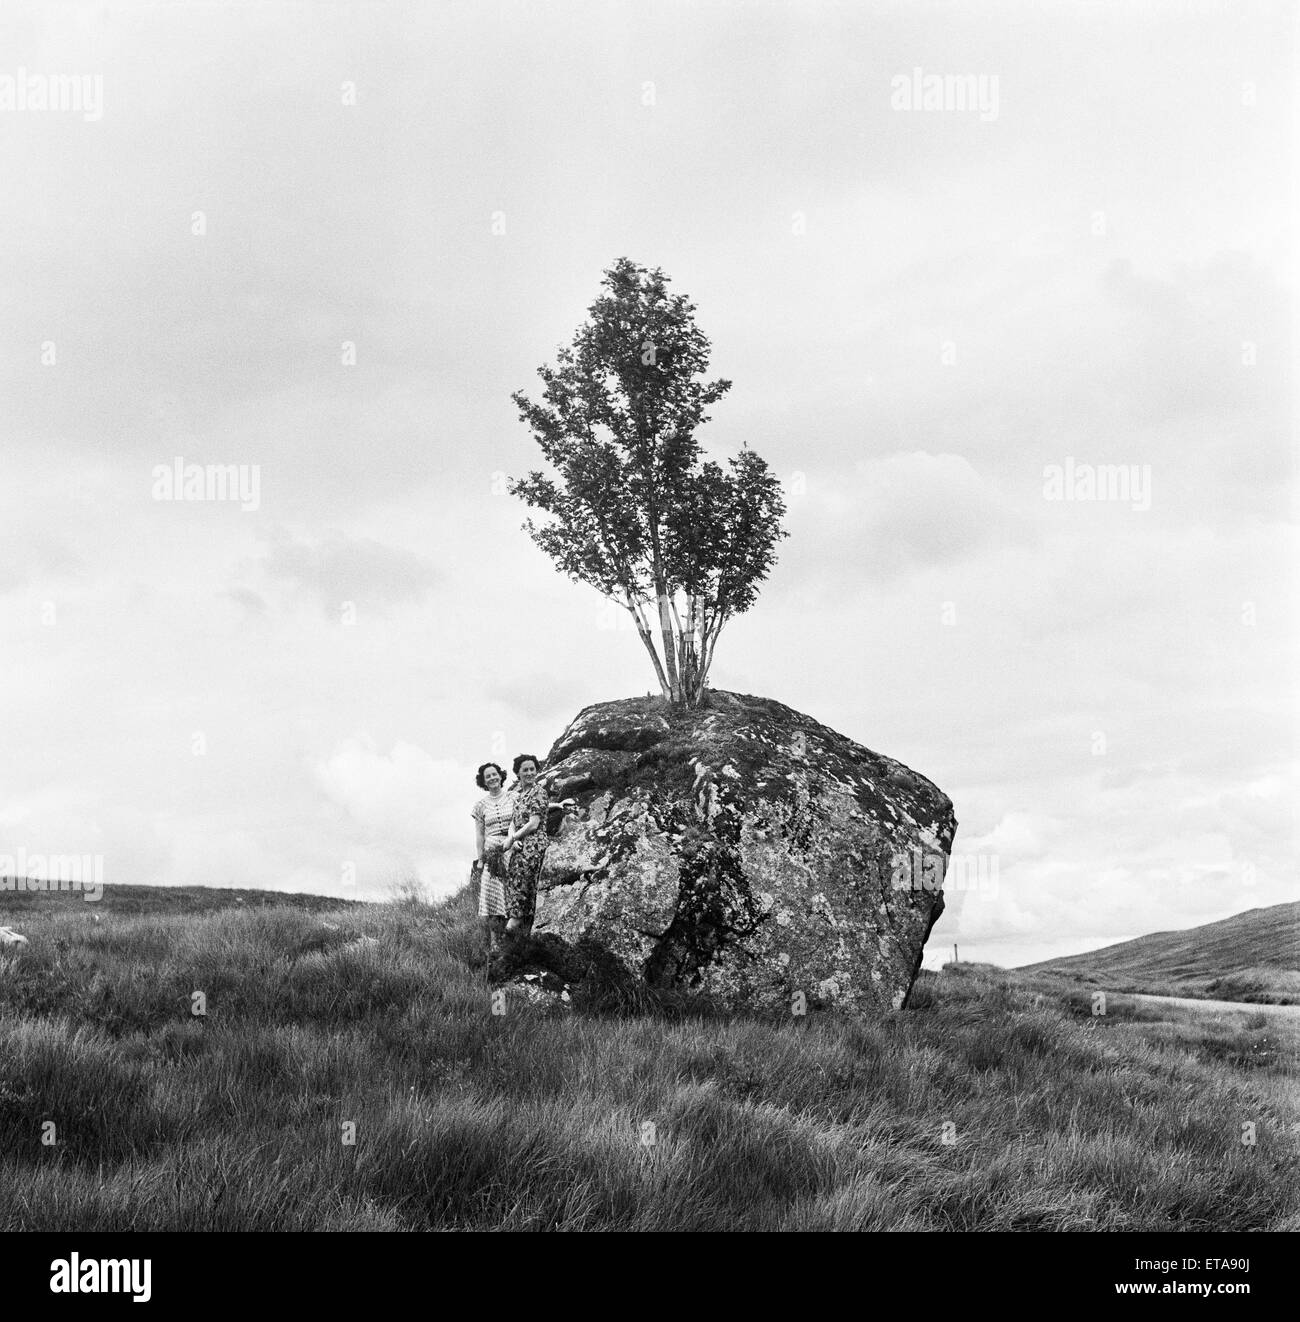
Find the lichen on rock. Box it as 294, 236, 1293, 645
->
516, 690, 956, 1015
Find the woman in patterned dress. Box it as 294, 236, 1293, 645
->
501, 753, 549, 939
472, 762, 514, 946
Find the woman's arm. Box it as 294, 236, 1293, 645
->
513, 813, 542, 843
505, 794, 544, 847
475, 815, 486, 861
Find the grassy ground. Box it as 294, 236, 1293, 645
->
1003, 963, 1300, 1009
0, 882, 364, 918
1, 888, 1297, 1231
1015, 967, 1300, 1006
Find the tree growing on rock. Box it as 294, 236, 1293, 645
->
509, 257, 788, 707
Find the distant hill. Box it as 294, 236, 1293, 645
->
0, 882, 365, 918
1017, 902, 1300, 1004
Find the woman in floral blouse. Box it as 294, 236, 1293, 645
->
502, 753, 549, 938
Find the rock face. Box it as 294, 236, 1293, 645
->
534, 691, 957, 1014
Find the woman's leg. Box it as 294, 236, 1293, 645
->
504, 850, 526, 936
505, 847, 543, 938
506, 848, 542, 938
481, 845, 509, 951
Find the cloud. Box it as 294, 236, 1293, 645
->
225, 586, 268, 615
483, 672, 593, 727
314, 738, 472, 856
960, 811, 1055, 861
258, 527, 440, 615
854, 452, 1033, 573
775, 451, 1034, 600
1093, 253, 1291, 431
0, 2, 1291, 944
0, 527, 85, 596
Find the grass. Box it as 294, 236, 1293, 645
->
1015, 966, 1300, 1007
1, 887, 1297, 1231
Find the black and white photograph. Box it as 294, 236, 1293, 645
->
1, 0, 1295, 1288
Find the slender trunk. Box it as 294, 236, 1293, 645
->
668, 594, 684, 675
648, 521, 680, 701
670, 595, 695, 700
634, 397, 682, 705
698, 614, 725, 697
689, 598, 706, 705
627, 597, 671, 698
683, 603, 703, 706
655, 585, 681, 702
648, 537, 681, 703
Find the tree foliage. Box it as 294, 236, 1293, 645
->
509, 258, 787, 706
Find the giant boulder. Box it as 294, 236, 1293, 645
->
534, 691, 956, 1014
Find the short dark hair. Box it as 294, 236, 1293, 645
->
475, 762, 506, 789
512, 753, 541, 775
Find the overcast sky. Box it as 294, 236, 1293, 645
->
1, 0, 1294, 967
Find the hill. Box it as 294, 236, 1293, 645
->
0, 883, 1296, 1230
1017, 902, 1300, 1004
0, 882, 365, 919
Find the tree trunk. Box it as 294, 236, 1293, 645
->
627, 598, 671, 699
672, 595, 696, 702
653, 580, 682, 703
695, 615, 724, 702
644, 498, 682, 704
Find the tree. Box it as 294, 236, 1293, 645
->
509, 258, 787, 707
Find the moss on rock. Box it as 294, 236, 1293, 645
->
516, 691, 956, 1015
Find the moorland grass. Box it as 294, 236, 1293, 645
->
1, 889, 1296, 1231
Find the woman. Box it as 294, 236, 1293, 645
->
471, 762, 513, 947
501, 753, 549, 939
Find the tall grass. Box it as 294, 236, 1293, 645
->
1, 888, 1296, 1231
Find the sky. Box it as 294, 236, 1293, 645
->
1, 0, 1294, 968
